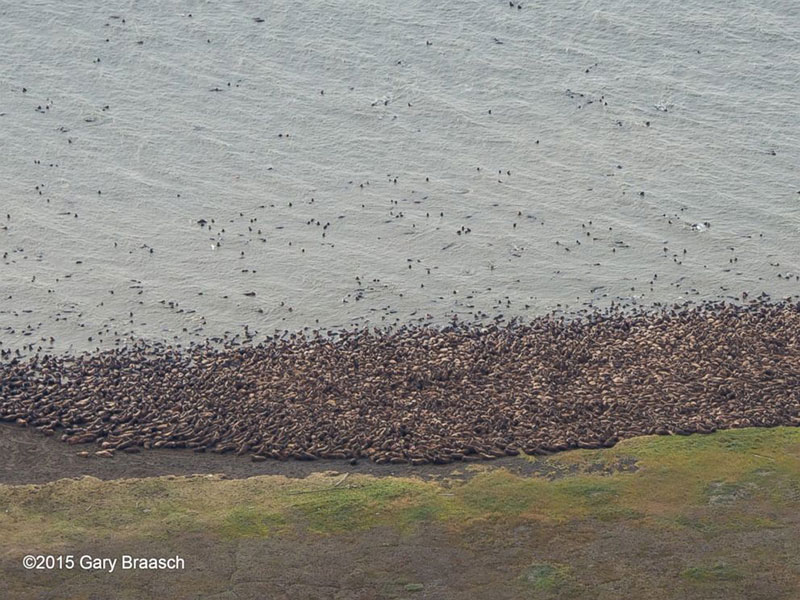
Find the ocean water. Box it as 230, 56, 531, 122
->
1, 0, 798, 355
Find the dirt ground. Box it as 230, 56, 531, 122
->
4, 519, 798, 600
2, 425, 799, 599
0, 423, 636, 485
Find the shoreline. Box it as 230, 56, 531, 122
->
0, 420, 786, 486
2, 299, 799, 468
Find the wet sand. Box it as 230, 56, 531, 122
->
0, 422, 481, 485
4, 421, 629, 485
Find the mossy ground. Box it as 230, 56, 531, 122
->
2, 427, 799, 599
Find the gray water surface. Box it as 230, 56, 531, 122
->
1, 0, 799, 355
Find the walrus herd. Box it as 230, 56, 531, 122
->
1, 300, 798, 465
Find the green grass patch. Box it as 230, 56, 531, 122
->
288, 477, 431, 534
219, 506, 287, 539
458, 469, 543, 515
520, 562, 573, 591
682, 562, 744, 582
